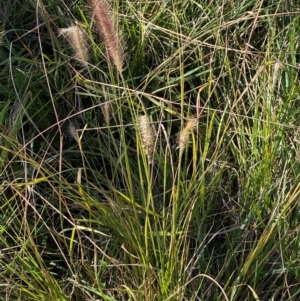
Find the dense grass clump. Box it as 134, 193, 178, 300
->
1, 0, 300, 300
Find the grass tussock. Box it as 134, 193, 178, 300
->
1, 0, 300, 300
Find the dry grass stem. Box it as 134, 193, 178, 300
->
178, 117, 198, 153
90, 0, 124, 72
138, 115, 155, 163
59, 25, 89, 67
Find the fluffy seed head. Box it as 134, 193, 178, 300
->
272, 61, 282, 91
68, 122, 79, 142
59, 25, 89, 67
103, 100, 111, 123
90, 0, 124, 73
0, 31, 3, 46
178, 118, 198, 153
138, 115, 155, 163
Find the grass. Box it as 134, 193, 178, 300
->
1, 0, 300, 300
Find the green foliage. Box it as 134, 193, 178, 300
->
1, 0, 300, 300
